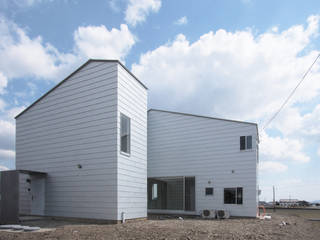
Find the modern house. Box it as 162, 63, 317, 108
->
12, 59, 259, 222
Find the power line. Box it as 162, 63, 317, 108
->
262, 53, 320, 130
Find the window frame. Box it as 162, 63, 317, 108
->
205, 187, 214, 196
120, 113, 131, 155
224, 187, 243, 205
240, 136, 253, 151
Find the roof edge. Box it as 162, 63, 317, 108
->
15, 59, 147, 119
90, 59, 148, 90
148, 108, 258, 126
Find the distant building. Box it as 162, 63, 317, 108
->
279, 199, 299, 207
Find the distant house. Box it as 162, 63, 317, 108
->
10, 59, 259, 222
279, 199, 300, 207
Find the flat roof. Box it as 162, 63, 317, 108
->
15, 59, 147, 119
148, 109, 258, 126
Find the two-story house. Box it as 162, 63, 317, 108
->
12, 59, 258, 222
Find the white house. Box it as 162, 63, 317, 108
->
14, 59, 259, 222
147, 109, 259, 217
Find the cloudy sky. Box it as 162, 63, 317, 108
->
0, 0, 320, 202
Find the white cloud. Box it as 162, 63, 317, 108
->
0, 165, 9, 171
132, 16, 320, 168
259, 161, 288, 173
0, 17, 77, 81
0, 17, 136, 83
271, 103, 320, 140
0, 119, 14, 137
125, 0, 161, 26
0, 119, 15, 150
174, 16, 188, 25
6, 106, 26, 120
0, 72, 7, 94
0, 149, 15, 158
132, 15, 320, 122
260, 132, 310, 163
74, 24, 135, 61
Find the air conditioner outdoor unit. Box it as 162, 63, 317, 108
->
201, 209, 216, 219
216, 209, 230, 219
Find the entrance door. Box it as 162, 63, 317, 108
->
30, 177, 45, 215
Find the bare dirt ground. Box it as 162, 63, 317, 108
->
0, 210, 319, 240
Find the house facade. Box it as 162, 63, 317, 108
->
147, 109, 259, 217
14, 59, 259, 221
15, 60, 148, 221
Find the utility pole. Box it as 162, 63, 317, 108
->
273, 186, 276, 212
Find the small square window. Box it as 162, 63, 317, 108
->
205, 187, 213, 196
224, 187, 243, 204
240, 136, 252, 150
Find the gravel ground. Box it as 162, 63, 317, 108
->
0, 212, 319, 240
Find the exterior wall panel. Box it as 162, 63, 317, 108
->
116, 65, 148, 220
16, 62, 119, 220
147, 110, 258, 217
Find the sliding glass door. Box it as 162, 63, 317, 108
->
148, 176, 195, 211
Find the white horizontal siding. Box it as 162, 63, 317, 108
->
19, 173, 31, 215
16, 61, 119, 220
116, 64, 148, 220
147, 110, 258, 217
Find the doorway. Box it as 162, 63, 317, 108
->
30, 176, 45, 215
148, 176, 195, 211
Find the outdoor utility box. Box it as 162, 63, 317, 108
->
0, 170, 19, 224
0, 170, 47, 224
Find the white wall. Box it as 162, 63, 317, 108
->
147, 110, 258, 217
116, 64, 148, 220
16, 61, 119, 220
19, 173, 31, 215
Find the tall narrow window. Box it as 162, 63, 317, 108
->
120, 114, 130, 154
246, 136, 252, 149
152, 183, 158, 200
236, 187, 243, 204
240, 136, 246, 150
240, 136, 252, 150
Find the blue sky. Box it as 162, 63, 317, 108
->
0, 0, 320, 201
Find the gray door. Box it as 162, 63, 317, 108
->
0, 171, 19, 224
31, 177, 45, 215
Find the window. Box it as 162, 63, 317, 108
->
152, 183, 158, 200
120, 114, 130, 154
240, 136, 252, 150
148, 177, 195, 211
236, 187, 243, 204
205, 187, 213, 196
224, 187, 243, 204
